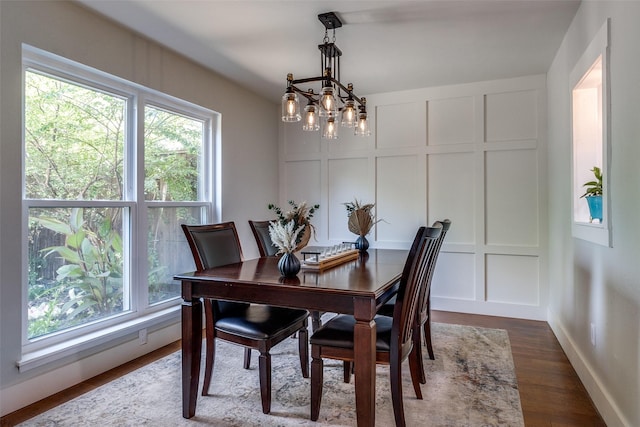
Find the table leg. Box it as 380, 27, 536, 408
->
182, 297, 202, 418
353, 299, 376, 427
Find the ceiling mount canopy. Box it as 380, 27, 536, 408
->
281, 11, 370, 139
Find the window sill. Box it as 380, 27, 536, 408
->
572, 221, 611, 247
17, 306, 180, 373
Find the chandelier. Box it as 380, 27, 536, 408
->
281, 12, 371, 139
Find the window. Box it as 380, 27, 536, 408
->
23, 46, 216, 352
571, 19, 611, 246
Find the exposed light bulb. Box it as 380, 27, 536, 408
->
354, 111, 371, 136
319, 86, 337, 117
303, 104, 319, 131
341, 99, 356, 127
323, 116, 339, 139
281, 90, 301, 122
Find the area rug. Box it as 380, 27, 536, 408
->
19, 322, 524, 426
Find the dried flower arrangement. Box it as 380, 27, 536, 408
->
268, 220, 305, 254
344, 199, 381, 237
268, 200, 319, 249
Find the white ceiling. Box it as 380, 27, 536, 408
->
77, 0, 580, 103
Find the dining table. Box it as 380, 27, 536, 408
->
175, 248, 408, 427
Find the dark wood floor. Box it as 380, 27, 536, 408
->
433, 311, 606, 427
1, 311, 606, 427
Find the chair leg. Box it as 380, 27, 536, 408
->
310, 350, 324, 421
311, 311, 322, 332
408, 344, 423, 400
244, 348, 252, 369
413, 320, 427, 385
390, 357, 407, 427
424, 318, 435, 361
202, 299, 215, 396
258, 350, 272, 414
343, 361, 352, 383
298, 324, 309, 378
425, 297, 435, 361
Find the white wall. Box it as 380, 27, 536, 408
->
547, 2, 640, 426
280, 75, 548, 320
0, 1, 278, 415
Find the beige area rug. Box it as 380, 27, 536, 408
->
19, 322, 524, 426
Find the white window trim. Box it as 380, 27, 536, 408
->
21, 44, 218, 363
570, 19, 611, 247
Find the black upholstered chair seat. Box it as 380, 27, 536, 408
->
309, 314, 393, 351
216, 305, 310, 340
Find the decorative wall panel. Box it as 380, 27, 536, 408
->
284, 124, 320, 155
283, 159, 323, 238
485, 90, 538, 142
327, 158, 369, 241
428, 96, 475, 145
376, 102, 426, 149
428, 152, 475, 244
485, 149, 539, 246
486, 254, 539, 305
431, 252, 476, 300
376, 155, 424, 244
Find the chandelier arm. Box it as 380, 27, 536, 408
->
328, 77, 362, 105
290, 86, 317, 103
291, 76, 325, 85
290, 77, 364, 106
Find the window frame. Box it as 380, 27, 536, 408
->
570, 19, 611, 247
20, 45, 218, 366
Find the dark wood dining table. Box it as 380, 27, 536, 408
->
175, 248, 408, 427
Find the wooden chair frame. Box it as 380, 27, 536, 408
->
181, 222, 309, 414
310, 225, 442, 426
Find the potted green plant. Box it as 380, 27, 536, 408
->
580, 166, 603, 223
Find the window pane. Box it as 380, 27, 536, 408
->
28, 207, 127, 339
144, 106, 203, 201
24, 71, 126, 200
147, 206, 202, 304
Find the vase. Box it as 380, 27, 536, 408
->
585, 195, 603, 223
355, 235, 369, 253
278, 252, 301, 277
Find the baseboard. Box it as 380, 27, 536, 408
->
431, 297, 547, 321
547, 310, 631, 427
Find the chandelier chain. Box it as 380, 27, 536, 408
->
323, 28, 337, 44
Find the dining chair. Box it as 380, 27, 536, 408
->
248, 220, 279, 257
309, 225, 442, 427
248, 219, 325, 331
378, 219, 450, 384
181, 222, 310, 414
